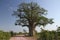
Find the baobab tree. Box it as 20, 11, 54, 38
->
13, 2, 54, 36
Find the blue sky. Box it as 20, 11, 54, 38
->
0, 0, 60, 32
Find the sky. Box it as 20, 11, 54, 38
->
0, 0, 60, 32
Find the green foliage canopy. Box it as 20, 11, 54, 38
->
13, 2, 54, 36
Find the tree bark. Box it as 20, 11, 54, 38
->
28, 20, 36, 36
29, 26, 33, 36
29, 26, 36, 36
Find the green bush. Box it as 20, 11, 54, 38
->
37, 30, 58, 40
0, 31, 11, 40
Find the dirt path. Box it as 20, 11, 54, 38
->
9, 36, 37, 40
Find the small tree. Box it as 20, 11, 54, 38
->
13, 2, 54, 36
57, 27, 60, 32
10, 31, 13, 37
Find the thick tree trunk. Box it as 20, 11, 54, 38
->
29, 27, 33, 36
29, 26, 36, 36
28, 21, 36, 36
